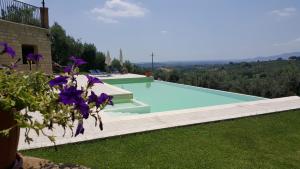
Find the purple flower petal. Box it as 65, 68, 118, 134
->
99, 93, 114, 106
0, 42, 16, 58
70, 56, 87, 66
98, 93, 109, 104
35, 54, 43, 61
86, 75, 102, 87
88, 92, 113, 108
75, 100, 90, 119
26, 53, 34, 61
5, 46, 16, 58
88, 91, 98, 104
49, 76, 69, 87
64, 65, 72, 73
75, 122, 84, 137
8, 63, 18, 69
59, 86, 83, 105
108, 95, 114, 106
27, 53, 43, 62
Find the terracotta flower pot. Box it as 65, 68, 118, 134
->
0, 111, 20, 169
145, 71, 152, 77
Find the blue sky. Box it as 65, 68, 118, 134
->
26, 0, 300, 62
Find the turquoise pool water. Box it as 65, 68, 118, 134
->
114, 81, 263, 113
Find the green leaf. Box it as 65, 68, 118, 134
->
48, 136, 56, 143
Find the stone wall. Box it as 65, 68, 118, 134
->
0, 19, 52, 74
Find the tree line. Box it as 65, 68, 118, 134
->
50, 22, 136, 73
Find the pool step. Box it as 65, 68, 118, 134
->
98, 73, 153, 85
104, 99, 150, 114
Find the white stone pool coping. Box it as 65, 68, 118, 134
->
94, 73, 147, 80
18, 96, 300, 151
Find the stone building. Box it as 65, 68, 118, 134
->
0, 0, 52, 73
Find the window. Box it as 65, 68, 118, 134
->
22, 45, 37, 64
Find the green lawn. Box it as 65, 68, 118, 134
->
22, 110, 300, 169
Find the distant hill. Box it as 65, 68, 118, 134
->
136, 60, 229, 68
136, 51, 300, 68
237, 52, 300, 62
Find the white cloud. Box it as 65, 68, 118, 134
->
273, 37, 300, 46
160, 30, 168, 34
270, 7, 297, 17
18, 0, 30, 3
95, 16, 119, 23
91, 0, 148, 23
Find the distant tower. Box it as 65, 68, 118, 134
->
119, 48, 124, 66
42, 0, 45, 8
151, 52, 154, 73
105, 51, 111, 66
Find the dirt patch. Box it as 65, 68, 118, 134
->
19, 154, 90, 169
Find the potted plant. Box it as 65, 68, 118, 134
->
0, 42, 113, 169
144, 71, 152, 77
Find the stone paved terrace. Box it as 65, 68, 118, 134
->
18, 96, 300, 150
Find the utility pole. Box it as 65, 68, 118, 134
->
42, 0, 45, 8
151, 52, 154, 73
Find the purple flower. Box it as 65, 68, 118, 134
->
0, 42, 16, 58
88, 91, 101, 108
27, 53, 43, 62
64, 65, 72, 73
59, 86, 83, 105
9, 63, 17, 69
70, 56, 87, 66
98, 93, 109, 104
75, 100, 90, 119
108, 96, 113, 105
88, 92, 113, 108
75, 99, 90, 119
99, 93, 114, 106
59, 86, 90, 118
75, 122, 84, 137
88, 91, 98, 104
49, 76, 69, 87
86, 75, 102, 87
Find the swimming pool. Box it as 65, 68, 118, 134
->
106, 80, 264, 114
